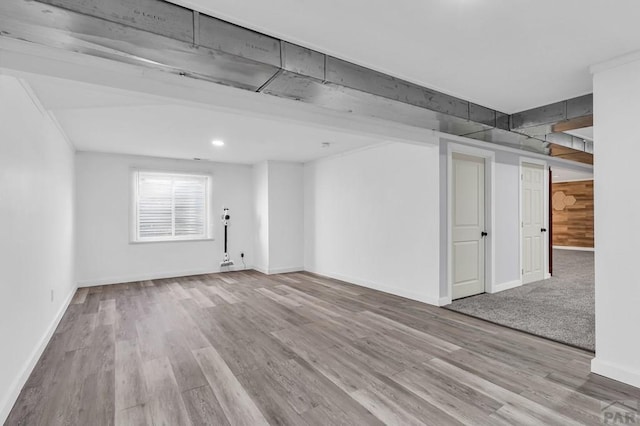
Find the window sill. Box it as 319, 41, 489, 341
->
130, 238, 215, 245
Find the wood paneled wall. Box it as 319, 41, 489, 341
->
552, 179, 594, 248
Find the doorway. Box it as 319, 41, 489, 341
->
451, 153, 487, 300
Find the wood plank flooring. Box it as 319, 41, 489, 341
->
6, 270, 640, 425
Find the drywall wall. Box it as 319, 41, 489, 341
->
552, 180, 594, 248
0, 75, 75, 423
591, 55, 640, 387
252, 161, 269, 273
492, 151, 523, 286
304, 142, 441, 304
252, 161, 304, 274
75, 152, 254, 285
267, 162, 304, 273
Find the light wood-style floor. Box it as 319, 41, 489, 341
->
6, 270, 640, 425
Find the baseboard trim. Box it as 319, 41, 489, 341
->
553, 245, 595, 252
488, 279, 522, 294
438, 297, 452, 306
591, 358, 640, 389
307, 269, 440, 306
76, 266, 256, 287
252, 266, 268, 275
0, 286, 75, 424
267, 266, 304, 274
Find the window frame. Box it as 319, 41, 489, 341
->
131, 169, 212, 243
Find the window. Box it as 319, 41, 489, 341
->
133, 171, 211, 242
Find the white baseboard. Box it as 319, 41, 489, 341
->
76, 266, 254, 287
553, 245, 595, 252
544, 272, 552, 280
267, 266, 303, 274
252, 265, 268, 275
308, 269, 441, 306
438, 297, 452, 306
252, 266, 304, 275
591, 358, 640, 389
0, 286, 75, 424
488, 279, 522, 294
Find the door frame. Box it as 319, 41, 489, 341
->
447, 143, 495, 300
519, 157, 551, 284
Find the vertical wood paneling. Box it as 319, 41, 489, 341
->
552, 180, 594, 248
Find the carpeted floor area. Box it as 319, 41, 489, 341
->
445, 249, 594, 351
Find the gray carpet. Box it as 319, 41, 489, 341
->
445, 249, 594, 352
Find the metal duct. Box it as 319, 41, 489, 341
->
0, 0, 591, 157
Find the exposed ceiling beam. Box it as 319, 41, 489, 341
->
549, 143, 593, 165
552, 115, 593, 133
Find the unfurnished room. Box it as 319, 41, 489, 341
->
2, 1, 640, 425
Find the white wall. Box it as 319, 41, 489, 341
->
0, 75, 75, 423
304, 142, 441, 305
268, 162, 304, 273
252, 161, 269, 272
591, 55, 640, 388
252, 161, 304, 274
75, 152, 254, 285
493, 151, 522, 286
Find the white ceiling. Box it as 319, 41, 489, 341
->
552, 166, 593, 182
172, 0, 640, 113
26, 75, 383, 164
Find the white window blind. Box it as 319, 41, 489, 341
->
134, 171, 210, 242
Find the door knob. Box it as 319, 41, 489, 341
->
481, 231, 488, 237
541, 228, 547, 233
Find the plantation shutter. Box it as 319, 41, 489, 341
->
174, 176, 206, 237
135, 172, 209, 241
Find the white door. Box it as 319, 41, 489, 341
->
522, 163, 546, 284
452, 153, 486, 300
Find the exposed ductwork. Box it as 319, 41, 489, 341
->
0, 0, 592, 157
510, 94, 594, 154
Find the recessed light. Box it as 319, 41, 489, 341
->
211, 140, 225, 147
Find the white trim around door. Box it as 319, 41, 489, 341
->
447, 143, 495, 300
